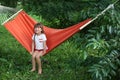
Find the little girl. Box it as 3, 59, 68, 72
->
31, 23, 47, 74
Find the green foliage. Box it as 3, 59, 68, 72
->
86, 1, 120, 80
22, 0, 95, 28
0, 0, 18, 7
88, 50, 120, 80
0, 0, 120, 80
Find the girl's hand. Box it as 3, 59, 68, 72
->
43, 49, 46, 54
30, 52, 33, 54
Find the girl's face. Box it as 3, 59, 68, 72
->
34, 27, 42, 34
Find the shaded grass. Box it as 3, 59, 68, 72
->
0, 26, 91, 80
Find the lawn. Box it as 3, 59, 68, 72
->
0, 26, 91, 80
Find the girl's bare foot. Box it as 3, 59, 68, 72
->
31, 68, 36, 72
38, 69, 42, 74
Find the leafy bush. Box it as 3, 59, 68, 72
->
88, 50, 120, 80
0, 0, 120, 80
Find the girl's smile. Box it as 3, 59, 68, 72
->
34, 27, 42, 34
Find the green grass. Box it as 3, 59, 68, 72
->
0, 26, 91, 80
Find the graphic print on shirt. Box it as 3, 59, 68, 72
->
39, 39, 43, 42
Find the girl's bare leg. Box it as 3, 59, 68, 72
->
36, 51, 43, 74
31, 52, 37, 72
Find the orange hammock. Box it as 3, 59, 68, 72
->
4, 10, 91, 55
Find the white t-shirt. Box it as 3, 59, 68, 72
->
32, 33, 47, 50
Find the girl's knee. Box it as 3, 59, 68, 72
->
36, 56, 40, 59
32, 53, 37, 58
32, 55, 36, 58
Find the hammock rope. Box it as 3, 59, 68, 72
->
80, 0, 119, 30
1, 9, 23, 25
0, 5, 17, 25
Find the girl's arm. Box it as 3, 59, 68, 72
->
31, 40, 34, 54
43, 41, 47, 54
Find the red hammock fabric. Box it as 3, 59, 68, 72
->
4, 10, 91, 55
